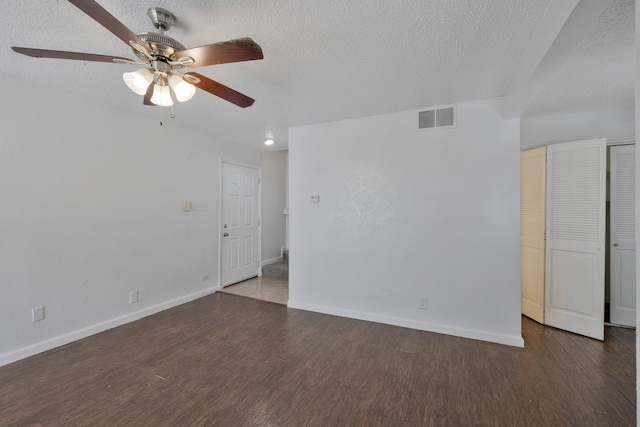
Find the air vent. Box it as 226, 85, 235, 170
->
418, 106, 455, 130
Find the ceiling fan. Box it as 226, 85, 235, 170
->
11, 0, 263, 108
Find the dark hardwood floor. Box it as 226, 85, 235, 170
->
0, 293, 635, 426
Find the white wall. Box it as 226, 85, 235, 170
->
261, 150, 288, 262
521, 106, 635, 148
288, 98, 523, 347
0, 71, 261, 366
635, 0, 639, 423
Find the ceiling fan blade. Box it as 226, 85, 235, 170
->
185, 72, 255, 108
175, 38, 263, 67
143, 82, 156, 106
67, 0, 151, 55
11, 47, 133, 64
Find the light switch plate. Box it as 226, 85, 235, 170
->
32, 306, 44, 322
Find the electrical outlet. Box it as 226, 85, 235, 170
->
201, 274, 209, 281
309, 194, 320, 204
32, 306, 45, 322
129, 291, 139, 304
419, 298, 428, 310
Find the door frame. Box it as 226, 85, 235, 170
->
217, 159, 262, 288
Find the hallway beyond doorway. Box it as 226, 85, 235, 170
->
219, 276, 288, 306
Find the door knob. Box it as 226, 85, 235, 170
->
613, 243, 619, 247
223, 232, 229, 237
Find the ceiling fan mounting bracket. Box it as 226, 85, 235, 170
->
147, 7, 175, 32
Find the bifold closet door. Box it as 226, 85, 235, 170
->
521, 147, 546, 324
609, 145, 636, 327
545, 139, 606, 340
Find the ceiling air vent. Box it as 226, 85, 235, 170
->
418, 106, 455, 130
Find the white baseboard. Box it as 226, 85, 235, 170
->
0, 286, 221, 368
287, 300, 524, 348
261, 256, 283, 267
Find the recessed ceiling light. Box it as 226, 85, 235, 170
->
264, 139, 275, 146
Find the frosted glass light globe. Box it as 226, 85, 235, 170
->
150, 84, 174, 106
169, 75, 196, 102
123, 69, 154, 95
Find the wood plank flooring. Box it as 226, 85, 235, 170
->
0, 293, 635, 426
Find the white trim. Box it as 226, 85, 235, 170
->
287, 300, 525, 348
522, 136, 636, 151
220, 160, 262, 170
262, 256, 283, 266
258, 167, 263, 277
219, 161, 262, 286
217, 157, 223, 288
607, 136, 635, 146
0, 286, 221, 368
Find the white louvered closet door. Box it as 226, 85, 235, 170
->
520, 147, 546, 324
610, 145, 636, 327
545, 139, 606, 340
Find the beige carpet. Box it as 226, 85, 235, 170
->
219, 276, 288, 306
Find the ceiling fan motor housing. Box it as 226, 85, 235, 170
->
132, 8, 185, 64
134, 32, 186, 62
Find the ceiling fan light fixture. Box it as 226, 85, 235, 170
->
12, 3, 263, 109
150, 83, 174, 106
123, 69, 154, 95
168, 75, 196, 102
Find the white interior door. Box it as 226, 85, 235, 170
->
521, 147, 546, 324
221, 163, 260, 287
545, 138, 606, 340
609, 145, 636, 327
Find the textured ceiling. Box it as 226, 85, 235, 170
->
0, 0, 630, 150
522, 0, 635, 118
